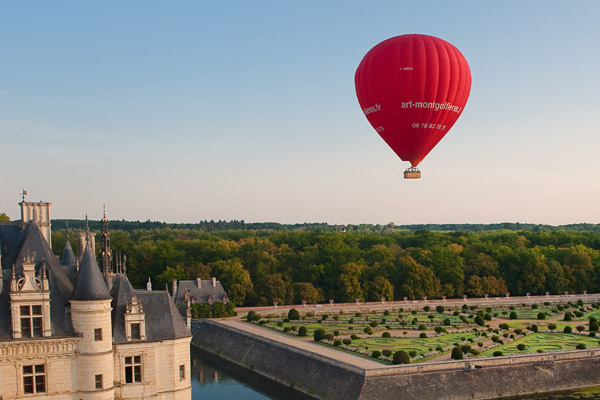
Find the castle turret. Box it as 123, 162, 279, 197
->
60, 223, 77, 268
70, 241, 114, 400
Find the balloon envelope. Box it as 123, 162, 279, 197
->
355, 34, 471, 167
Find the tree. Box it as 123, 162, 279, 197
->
397, 256, 441, 299
292, 282, 323, 304
255, 273, 293, 305
156, 266, 186, 290
210, 258, 254, 306
336, 262, 365, 303
0, 213, 9, 222
367, 276, 394, 302
298, 326, 307, 336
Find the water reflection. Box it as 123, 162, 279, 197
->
191, 347, 315, 400
190, 347, 600, 400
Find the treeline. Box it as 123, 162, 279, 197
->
51, 219, 600, 234
51, 228, 600, 307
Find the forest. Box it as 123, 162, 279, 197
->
50, 223, 600, 307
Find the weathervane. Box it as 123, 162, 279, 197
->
21, 189, 27, 202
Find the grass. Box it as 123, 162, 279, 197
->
480, 333, 600, 356
251, 301, 600, 364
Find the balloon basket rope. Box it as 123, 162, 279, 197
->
404, 167, 421, 179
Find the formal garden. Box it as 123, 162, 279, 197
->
244, 298, 600, 365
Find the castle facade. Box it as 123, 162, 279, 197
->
0, 199, 191, 400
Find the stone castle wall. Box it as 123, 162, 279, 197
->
192, 319, 600, 400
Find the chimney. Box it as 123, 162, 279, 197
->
172, 279, 177, 299
211, 277, 216, 287
196, 278, 201, 288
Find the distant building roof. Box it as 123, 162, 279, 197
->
173, 278, 228, 305
110, 274, 190, 343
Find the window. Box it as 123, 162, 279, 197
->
95, 374, 103, 389
23, 364, 45, 393
20, 305, 43, 338
130, 323, 141, 340
94, 328, 102, 341
125, 356, 142, 383
179, 364, 185, 380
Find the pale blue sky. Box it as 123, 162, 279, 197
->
1, 1, 599, 225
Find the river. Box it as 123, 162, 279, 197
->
190, 348, 600, 400
190, 347, 314, 400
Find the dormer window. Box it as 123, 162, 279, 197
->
131, 323, 141, 340
124, 296, 146, 341
20, 305, 43, 338
10, 256, 52, 339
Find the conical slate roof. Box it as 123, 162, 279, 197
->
60, 241, 77, 267
71, 241, 111, 301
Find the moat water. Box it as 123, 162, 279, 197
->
190, 347, 314, 400
190, 348, 600, 400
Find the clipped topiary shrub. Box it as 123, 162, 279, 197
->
436, 305, 445, 313
364, 327, 373, 335
510, 311, 518, 320
590, 321, 599, 332
419, 333, 427, 338
537, 312, 546, 320
314, 329, 326, 341
382, 331, 391, 338
246, 310, 259, 322
576, 343, 587, 350
517, 344, 526, 351
493, 351, 503, 357
371, 350, 382, 358
333, 339, 342, 347
298, 326, 307, 336
382, 349, 393, 357
451, 347, 463, 360
409, 350, 417, 358
343, 338, 352, 345
475, 316, 485, 326
393, 350, 410, 364
288, 308, 300, 320
564, 326, 572, 333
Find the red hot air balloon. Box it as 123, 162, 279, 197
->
355, 34, 471, 179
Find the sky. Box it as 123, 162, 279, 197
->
1, 1, 599, 225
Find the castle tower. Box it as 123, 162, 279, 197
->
19, 190, 52, 247
70, 240, 114, 400
99, 206, 113, 290
60, 222, 77, 268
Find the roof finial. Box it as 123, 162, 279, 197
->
21, 189, 27, 202
103, 204, 106, 219
65, 220, 70, 240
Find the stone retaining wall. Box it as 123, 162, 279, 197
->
191, 319, 600, 399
